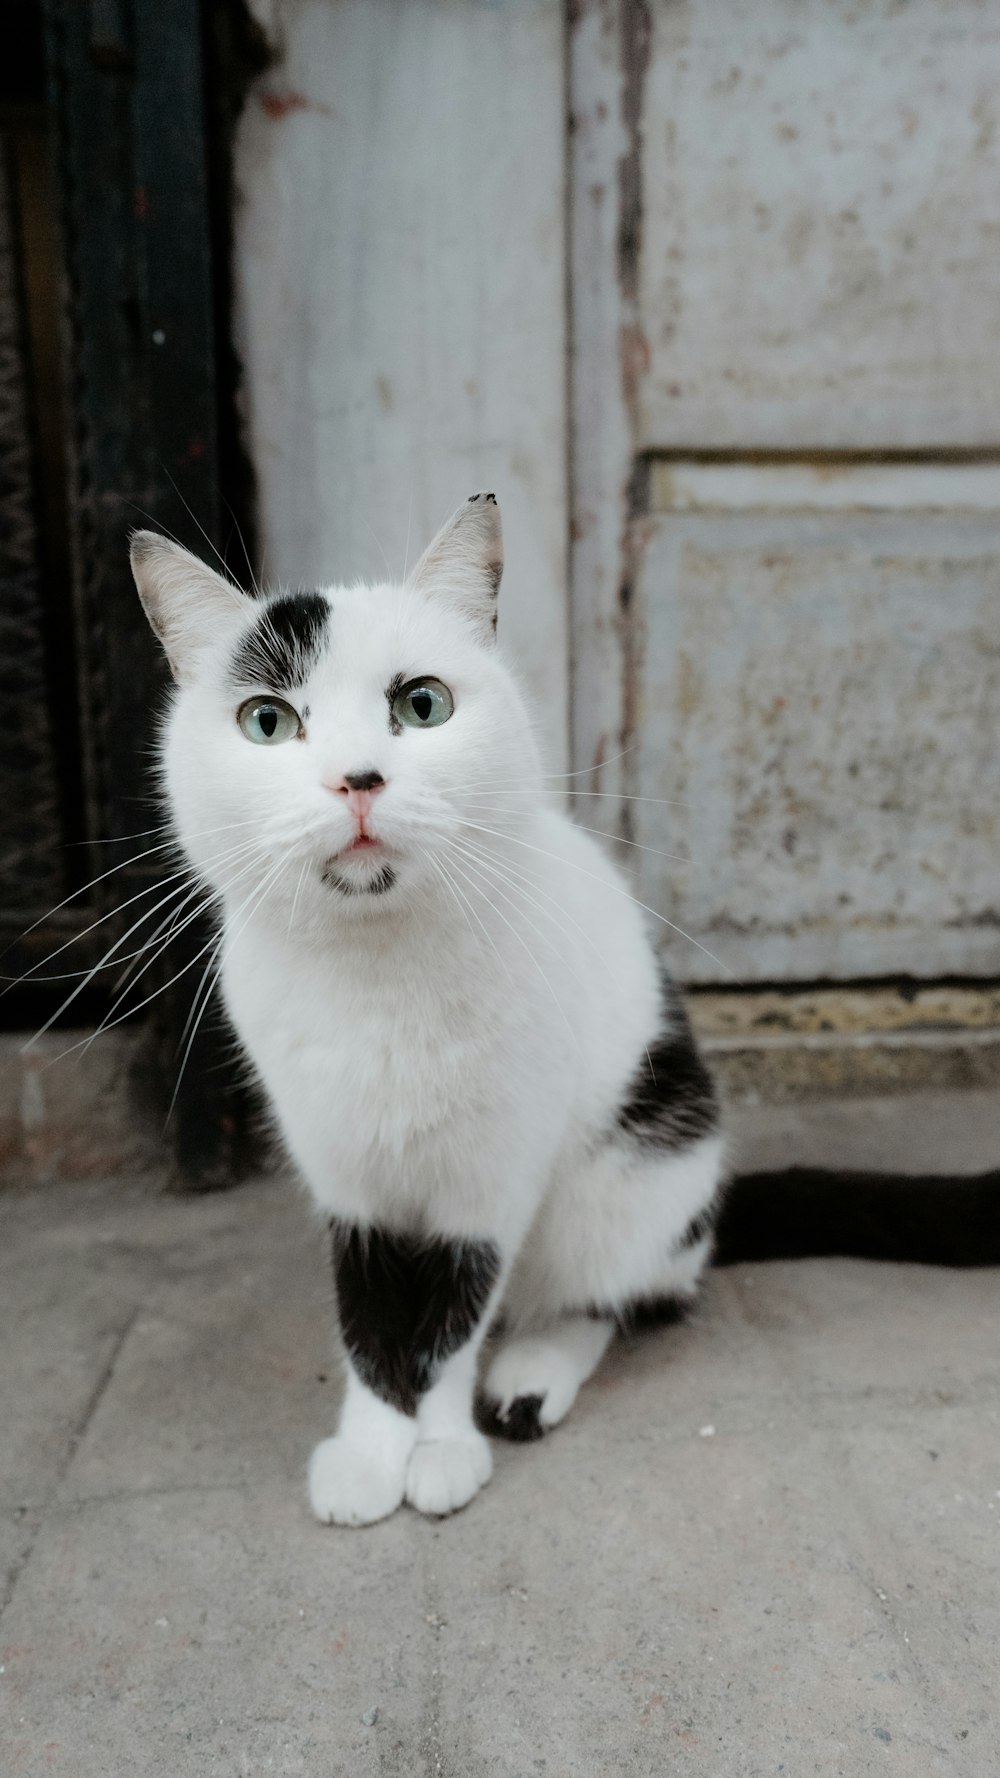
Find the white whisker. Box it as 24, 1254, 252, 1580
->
5, 817, 260, 973
286, 857, 310, 939
445, 833, 619, 992
452, 818, 739, 982
84, 847, 270, 1050
47, 846, 282, 1070
444, 837, 600, 1013
20, 834, 267, 1038
160, 469, 248, 606
454, 805, 693, 866
442, 849, 580, 1052
426, 852, 515, 988
168, 849, 295, 1119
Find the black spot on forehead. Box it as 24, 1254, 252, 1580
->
229, 591, 330, 691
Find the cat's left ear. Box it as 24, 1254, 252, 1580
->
408, 492, 503, 642
129, 532, 251, 684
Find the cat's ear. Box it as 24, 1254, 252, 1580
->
129, 532, 250, 684
408, 492, 503, 641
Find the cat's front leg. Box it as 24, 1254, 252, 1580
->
405, 1340, 494, 1517
309, 1366, 417, 1527
309, 1219, 502, 1527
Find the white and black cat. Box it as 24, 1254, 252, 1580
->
130, 493, 726, 1524
130, 492, 1000, 1527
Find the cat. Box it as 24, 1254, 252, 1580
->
129, 492, 727, 1525
130, 491, 1000, 1526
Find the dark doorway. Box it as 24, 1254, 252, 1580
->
2, 0, 267, 1184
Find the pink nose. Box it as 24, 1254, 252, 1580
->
328, 770, 386, 822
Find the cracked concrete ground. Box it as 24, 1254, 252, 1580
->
1, 1090, 998, 1777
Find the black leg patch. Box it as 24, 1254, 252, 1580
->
616, 975, 719, 1151
230, 590, 330, 690
331, 1222, 501, 1416
477, 1391, 546, 1443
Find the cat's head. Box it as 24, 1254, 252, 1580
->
130, 493, 542, 926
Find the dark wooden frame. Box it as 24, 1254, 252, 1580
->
36, 0, 264, 1183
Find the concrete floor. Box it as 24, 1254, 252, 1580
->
1, 1093, 998, 1777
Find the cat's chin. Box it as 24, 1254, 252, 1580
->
320, 854, 398, 899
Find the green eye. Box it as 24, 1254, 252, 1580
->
392, 677, 454, 730
237, 697, 301, 744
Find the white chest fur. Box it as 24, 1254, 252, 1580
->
219, 867, 584, 1238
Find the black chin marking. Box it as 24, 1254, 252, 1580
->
321, 862, 397, 897
330, 1222, 501, 1416
229, 590, 330, 691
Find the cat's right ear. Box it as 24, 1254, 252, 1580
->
129, 532, 250, 684
408, 492, 503, 642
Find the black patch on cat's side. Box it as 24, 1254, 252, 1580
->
582, 1293, 693, 1336
613, 1293, 694, 1335
230, 590, 330, 690
713, 1167, 1000, 1267
477, 1392, 546, 1443
331, 1222, 501, 1416
321, 863, 397, 897
679, 1205, 718, 1250
616, 978, 719, 1151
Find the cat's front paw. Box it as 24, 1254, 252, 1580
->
405, 1432, 493, 1517
308, 1435, 407, 1527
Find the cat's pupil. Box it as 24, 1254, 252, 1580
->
259, 707, 278, 737
412, 692, 433, 722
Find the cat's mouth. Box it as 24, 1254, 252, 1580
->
331, 833, 389, 864
320, 833, 398, 895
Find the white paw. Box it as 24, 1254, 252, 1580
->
405, 1433, 493, 1517
485, 1338, 582, 1429
308, 1435, 407, 1527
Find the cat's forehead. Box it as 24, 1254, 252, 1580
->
225, 579, 476, 692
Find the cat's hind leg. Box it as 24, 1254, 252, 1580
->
483, 1130, 725, 1440
479, 1315, 615, 1441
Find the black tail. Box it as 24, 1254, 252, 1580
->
713, 1168, 1000, 1268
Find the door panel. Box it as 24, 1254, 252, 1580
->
633, 490, 1000, 982
637, 0, 1000, 449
